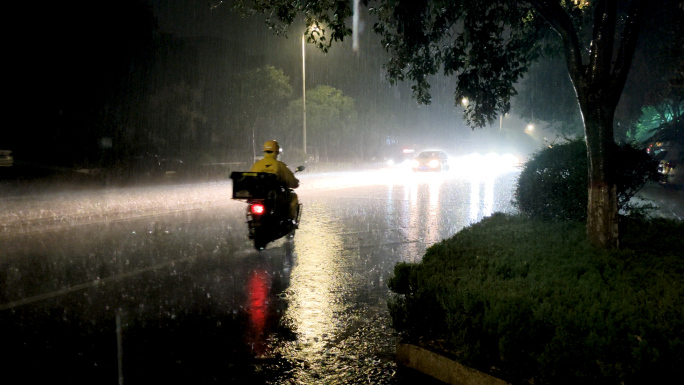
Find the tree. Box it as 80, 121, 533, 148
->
230, 0, 676, 249
512, 1, 684, 144
628, 102, 684, 143
616, 0, 684, 141
142, 82, 207, 159
236, 66, 293, 160
14, 0, 158, 166
286, 85, 358, 161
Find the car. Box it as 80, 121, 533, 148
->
384, 147, 416, 168
646, 141, 668, 157
0, 150, 13, 167
159, 157, 185, 178
411, 150, 449, 172
647, 140, 682, 186
657, 157, 680, 186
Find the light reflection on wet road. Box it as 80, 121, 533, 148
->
0, 166, 519, 384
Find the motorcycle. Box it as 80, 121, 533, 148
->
230, 166, 304, 250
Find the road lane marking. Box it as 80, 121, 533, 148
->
0, 254, 207, 311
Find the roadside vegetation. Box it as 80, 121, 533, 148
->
389, 214, 684, 384
388, 141, 683, 384
513, 139, 661, 221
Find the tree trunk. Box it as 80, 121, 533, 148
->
581, 100, 619, 249
530, 0, 645, 250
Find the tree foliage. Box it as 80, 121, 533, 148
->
615, 2, 684, 139
371, 1, 552, 128
238, 65, 293, 113
142, 82, 207, 159
287, 85, 358, 160
236, 65, 293, 159
512, 58, 584, 137
231, 0, 354, 52
621, 1, 684, 143
15, 0, 158, 166
628, 101, 684, 143
626, 57, 684, 143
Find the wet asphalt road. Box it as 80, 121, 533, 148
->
0, 163, 521, 384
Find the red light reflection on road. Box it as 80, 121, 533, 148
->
247, 270, 270, 357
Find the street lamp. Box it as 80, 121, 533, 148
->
302, 24, 321, 156
302, 34, 307, 155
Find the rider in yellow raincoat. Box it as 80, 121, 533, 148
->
250, 140, 300, 223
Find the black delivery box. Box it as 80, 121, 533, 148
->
230, 172, 280, 199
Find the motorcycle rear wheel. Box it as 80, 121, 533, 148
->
253, 230, 269, 250
254, 237, 268, 250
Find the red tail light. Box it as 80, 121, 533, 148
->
250, 203, 265, 215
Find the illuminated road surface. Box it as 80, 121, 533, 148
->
0, 160, 520, 384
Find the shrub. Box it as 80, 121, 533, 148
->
388, 213, 684, 384
514, 139, 587, 220
513, 139, 660, 220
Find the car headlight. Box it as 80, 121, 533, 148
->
429, 159, 440, 168
411, 160, 420, 168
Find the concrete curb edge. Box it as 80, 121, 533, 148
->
396, 343, 511, 385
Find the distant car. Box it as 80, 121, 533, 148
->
160, 157, 185, 178
648, 141, 682, 186
411, 151, 449, 172
0, 150, 13, 167
658, 158, 679, 185
385, 147, 415, 167
647, 142, 668, 157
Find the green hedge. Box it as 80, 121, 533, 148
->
388, 213, 684, 384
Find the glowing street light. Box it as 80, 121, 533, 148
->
461, 97, 469, 106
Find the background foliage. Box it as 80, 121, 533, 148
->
286, 85, 358, 161
512, 58, 584, 137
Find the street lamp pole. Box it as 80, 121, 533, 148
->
302, 35, 307, 155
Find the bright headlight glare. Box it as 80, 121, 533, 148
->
429, 159, 440, 168
411, 160, 420, 168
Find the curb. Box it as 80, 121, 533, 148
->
397, 343, 510, 385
